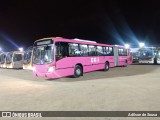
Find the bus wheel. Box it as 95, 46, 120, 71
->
124, 60, 128, 67
104, 62, 109, 71
74, 65, 82, 78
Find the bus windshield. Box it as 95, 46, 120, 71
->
24, 51, 32, 64
6, 53, 12, 64
13, 54, 22, 62
33, 45, 54, 65
0, 54, 6, 64
139, 48, 154, 60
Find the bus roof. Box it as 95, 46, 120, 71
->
35, 37, 113, 47
7, 51, 24, 54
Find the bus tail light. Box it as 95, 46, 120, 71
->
48, 66, 55, 72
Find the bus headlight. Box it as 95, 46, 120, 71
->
32, 67, 36, 72
48, 66, 55, 72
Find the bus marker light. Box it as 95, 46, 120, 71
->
48, 66, 55, 72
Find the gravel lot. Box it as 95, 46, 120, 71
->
0, 64, 160, 120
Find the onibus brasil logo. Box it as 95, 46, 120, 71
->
1, 112, 42, 118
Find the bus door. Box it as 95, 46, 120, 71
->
113, 46, 118, 66
55, 42, 70, 69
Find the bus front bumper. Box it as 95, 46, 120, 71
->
33, 66, 74, 79
33, 72, 60, 79
139, 61, 154, 64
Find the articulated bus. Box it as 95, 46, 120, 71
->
23, 46, 33, 70
6, 51, 24, 69
32, 37, 132, 79
138, 47, 160, 64
0, 52, 7, 68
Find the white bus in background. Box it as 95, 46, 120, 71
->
6, 51, 24, 69
138, 47, 160, 64
130, 48, 140, 63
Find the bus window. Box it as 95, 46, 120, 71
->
123, 49, 128, 56
118, 48, 123, 56
96, 46, 103, 56
108, 47, 114, 56
69, 43, 80, 56
118, 48, 127, 56
103, 47, 113, 56
56, 42, 69, 61
103, 47, 107, 56
88, 45, 96, 56
79, 44, 88, 56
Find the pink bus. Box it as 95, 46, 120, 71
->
32, 37, 132, 79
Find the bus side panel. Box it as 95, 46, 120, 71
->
56, 57, 92, 74
118, 56, 127, 66
46, 68, 74, 79
56, 56, 115, 74
89, 57, 104, 71
34, 55, 116, 79
127, 55, 133, 64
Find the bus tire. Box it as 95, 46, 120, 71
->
124, 60, 128, 67
104, 62, 109, 71
74, 65, 82, 78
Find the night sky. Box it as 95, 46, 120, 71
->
0, 0, 160, 51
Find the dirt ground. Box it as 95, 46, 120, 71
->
0, 64, 160, 120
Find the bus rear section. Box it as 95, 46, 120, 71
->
32, 37, 115, 79
6, 51, 24, 69
113, 45, 132, 67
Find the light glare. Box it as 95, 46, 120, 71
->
139, 42, 145, 48
125, 44, 130, 49
19, 47, 23, 52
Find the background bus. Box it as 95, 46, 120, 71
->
138, 47, 160, 64
6, 51, 24, 69
155, 47, 160, 64
0, 52, 7, 68
130, 48, 140, 63
23, 46, 33, 70
32, 37, 132, 79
